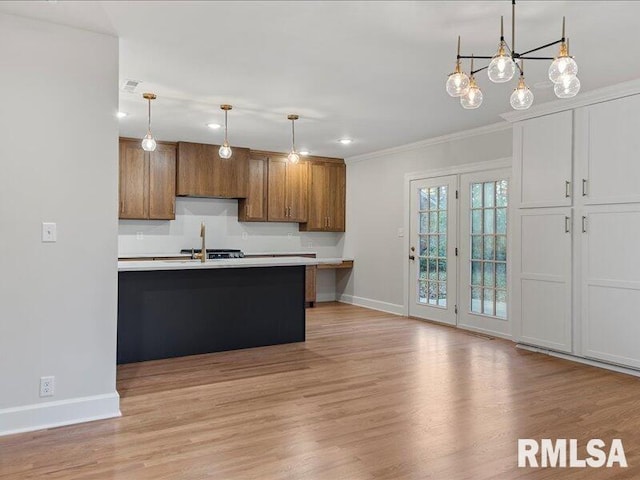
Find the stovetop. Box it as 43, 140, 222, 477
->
180, 249, 245, 259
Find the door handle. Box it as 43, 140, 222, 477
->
582, 179, 588, 197
409, 255, 415, 261
565, 180, 571, 198
582, 216, 587, 233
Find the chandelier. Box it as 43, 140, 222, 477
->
446, 0, 580, 110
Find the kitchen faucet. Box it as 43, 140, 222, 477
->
193, 222, 206, 263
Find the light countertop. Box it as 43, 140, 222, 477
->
118, 256, 320, 272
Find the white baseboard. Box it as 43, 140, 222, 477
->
338, 294, 404, 316
516, 344, 640, 378
0, 392, 121, 437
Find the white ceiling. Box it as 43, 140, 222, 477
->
2, 1, 640, 157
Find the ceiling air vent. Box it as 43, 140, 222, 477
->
121, 79, 141, 93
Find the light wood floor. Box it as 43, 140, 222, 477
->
2, 303, 639, 479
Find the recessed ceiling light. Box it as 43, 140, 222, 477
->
207, 123, 222, 130
116, 111, 128, 118
339, 138, 353, 145
299, 150, 310, 156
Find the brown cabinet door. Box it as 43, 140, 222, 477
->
286, 161, 308, 222
328, 163, 346, 231
149, 143, 176, 220
304, 162, 329, 230
212, 146, 249, 198
239, 153, 268, 221
305, 265, 317, 304
176, 142, 216, 197
267, 157, 288, 221
119, 139, 147, 219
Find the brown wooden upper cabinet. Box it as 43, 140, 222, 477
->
300, 161, 346, 232
176, 141, 249, 198
267, 156, 308, 222
238, 152, 268, 222
119, 138, 176, 220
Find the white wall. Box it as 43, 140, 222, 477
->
340, 125, 512, 314
0, 14, 119, 434
118, 197, 344, 301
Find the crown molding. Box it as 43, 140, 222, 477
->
501, 78, 640, 123
345, 121, 510, 165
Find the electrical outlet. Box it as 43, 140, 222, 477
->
136, 232, 144, 240
40, 376, 55, 397
42, 222, 57, 242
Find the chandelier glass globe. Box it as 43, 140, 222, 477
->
549, 43, 578, 84
554, 75, 581, 98
510, 77, 534, 110
460, 78, 483, 109
488, 45, 516, 83
446, 65, 470, 97
219, 142, 232, 159
141, 132, 157, 152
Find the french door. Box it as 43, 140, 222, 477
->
409, 169, 510, 336
458, 170, 511, 337
408, 175, 458, 325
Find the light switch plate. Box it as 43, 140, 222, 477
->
397, 228, 404, 238
42, 222, 57, 242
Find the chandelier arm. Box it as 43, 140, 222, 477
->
517, 39, 564, 57
470, 65, 489, 76
458, 55, 493, 60
518, 56, 555, 60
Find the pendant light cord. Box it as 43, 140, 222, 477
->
291, 119, 296, 152
147, 98, 152, 133
224, 109, 228, 144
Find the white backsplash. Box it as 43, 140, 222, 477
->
118, 197, 345, 257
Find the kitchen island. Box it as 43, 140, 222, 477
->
117, 257, 317, 364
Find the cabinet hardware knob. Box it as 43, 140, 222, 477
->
565, 181, 571, 198
582, 216, 587, 233
565, 216, 571, 233
582, 179, 588, 197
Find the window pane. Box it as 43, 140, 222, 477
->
438, 282, 447, 307
419, 235, 428, 256
419, 258, 428, 280
471, 261, 482, 286
483, 236, 495, 260
428, 258, 437, 280
471, 183, 482, 209
471, 235, 483, 260
472, 210, 482, 234
438, 259, 447, 281
496, 235, 507, 261
420, 213, 428, 233
428, 282, 438, 305
471, 287, 482, 313
418, 281, 428, 303
484, 182, 495, 208
429, 235, 438, 257
496, 290, 507, 318
429, 188, 438, 210
496, 262, 507, 288
438, 234, 447, 257
483, 288, 495, 316
484, 208, 495, 234
438, 186, 447, 210
419, 188, 429, 210
496, 180, 508, 207
496, 208, 507, 234
429, 212, 438, 233
438, 212, 447, 233
483, 262, 495, 287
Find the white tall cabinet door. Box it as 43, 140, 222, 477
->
581, 205, 640, 368
575, 94, 640, 205
513, 111, 573, 209
512, 208, 573, 352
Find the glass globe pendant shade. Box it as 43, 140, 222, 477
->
141, 131, 157, 152
548, 44, 578, 84
460, 78, 483, 109
288, 151, 300, 164
219, 142, 232, 159
487, 46, 516, 83
510, 78, 534, 110
445, 63, 470, 97
554, 75, 581, 98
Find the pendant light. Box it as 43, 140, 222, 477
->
218, 104, 233, 159
141, 93, 157, 152
287, 114, 300, 164
487, 17, 516, 83
460, 56, 483, 109
510, 62, 534, 110
445, 36, 470, 97
548, 20, 578, 84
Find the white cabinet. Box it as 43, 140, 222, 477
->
581, 205, 640, 368
513, 208, 572, 353
575, 94, 640, 205
513, 110, 573, 209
